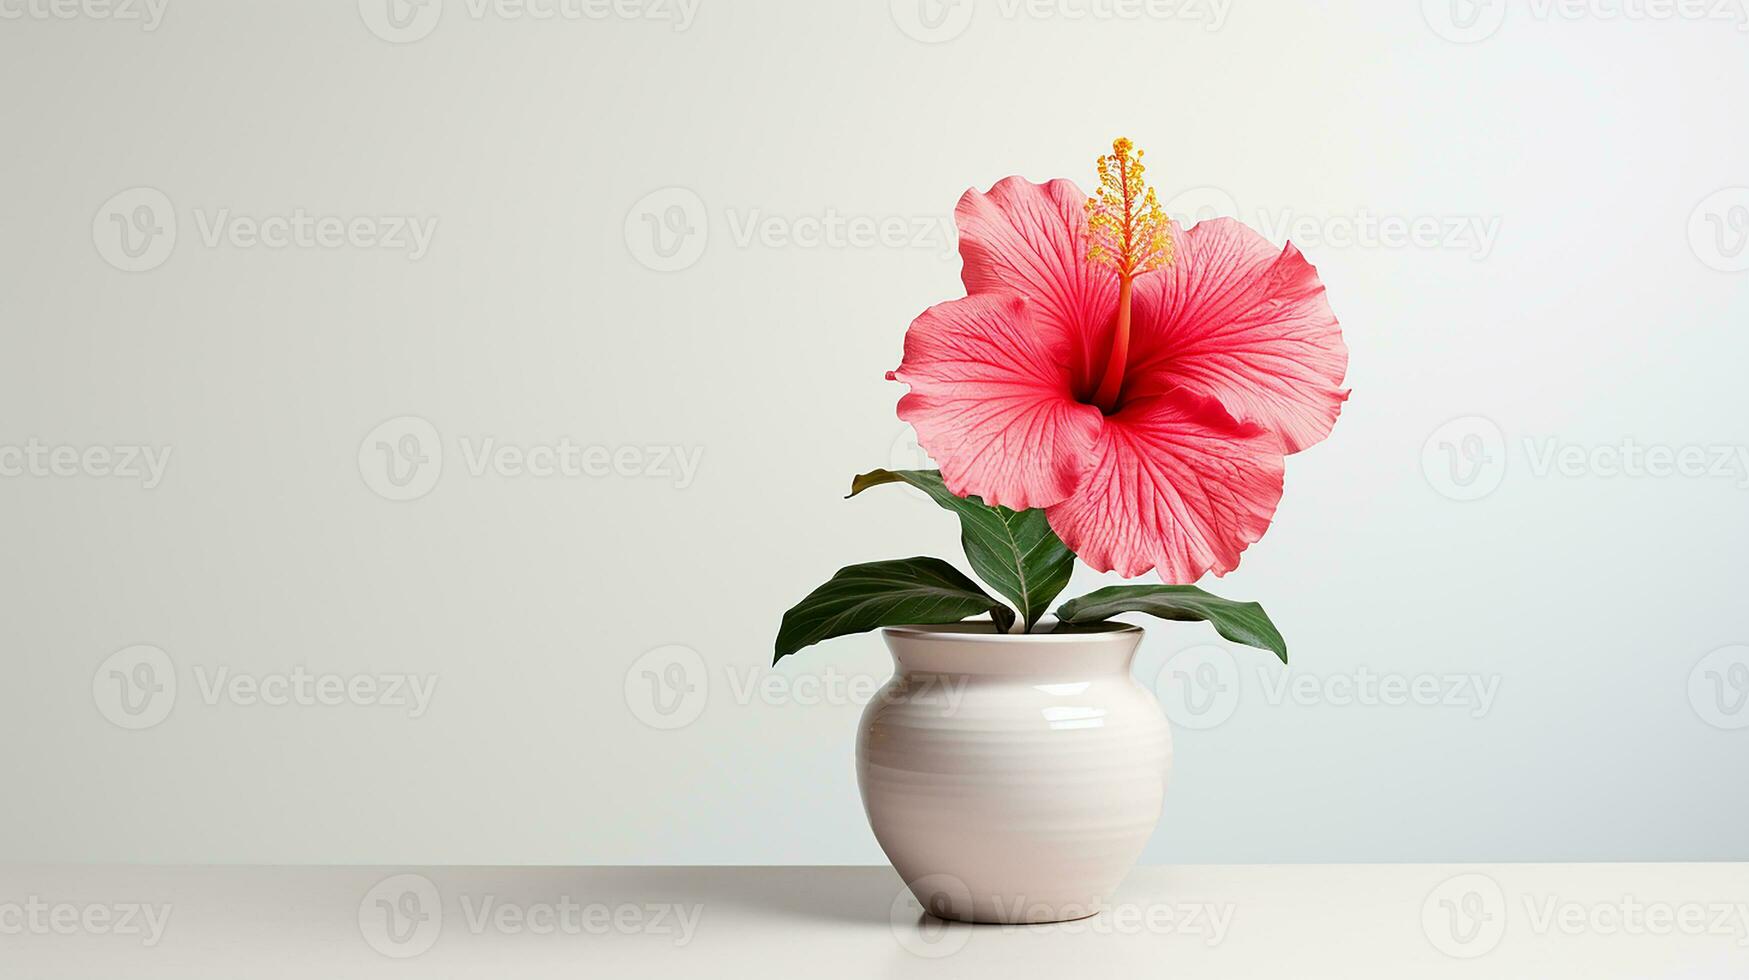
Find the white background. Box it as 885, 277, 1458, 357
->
1, 0, 1745, 864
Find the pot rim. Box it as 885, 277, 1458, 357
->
881, 621, 1142, 643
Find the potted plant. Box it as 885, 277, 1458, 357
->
775, 138, 1349, 924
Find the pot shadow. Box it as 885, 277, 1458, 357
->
449, 867, 1082, 932
624, 868, 1061, 932
549, 866, 909, 926
671, 866, 907, 926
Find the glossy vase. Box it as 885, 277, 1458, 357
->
856, 622, 1171, 924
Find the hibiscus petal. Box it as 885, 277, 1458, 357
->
892, 293, 1104, 511
1045, 390, 1285, 583
1127, 218, 1349, 454
955, 176, 1118, 395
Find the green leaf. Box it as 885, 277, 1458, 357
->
1056, 585, 1288, 663
848, 469, 1072, 630
774, 557, 1016, 664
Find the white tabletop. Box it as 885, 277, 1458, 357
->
2, 864, 1745, 978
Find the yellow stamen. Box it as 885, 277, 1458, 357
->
1085, 137, 1174, 411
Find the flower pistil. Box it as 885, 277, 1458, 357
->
1085, 137, 1174, 412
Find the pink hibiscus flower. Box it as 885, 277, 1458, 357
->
889, 139, 1348, 583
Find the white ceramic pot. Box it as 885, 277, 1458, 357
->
857, 622, 1171, 924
